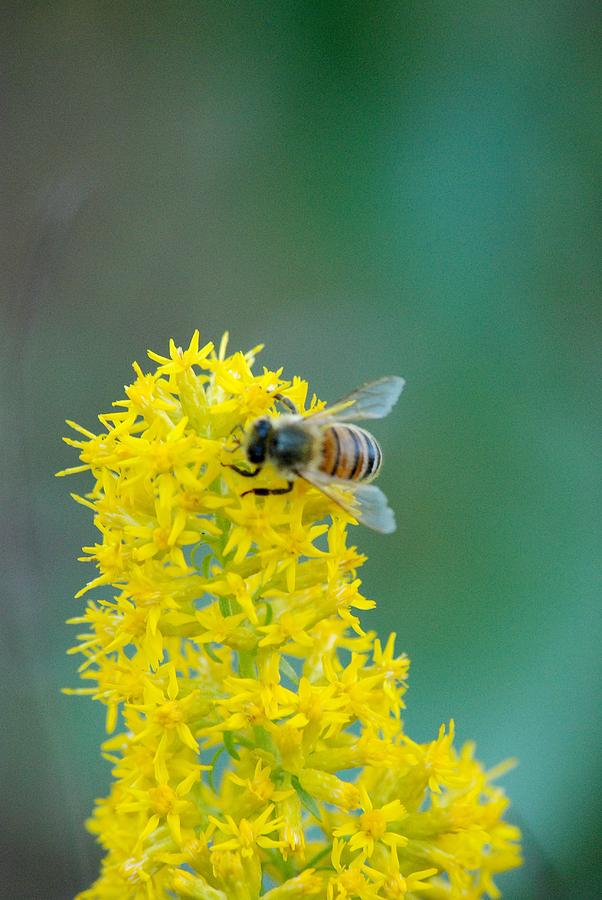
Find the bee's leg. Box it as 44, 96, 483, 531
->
242, 481, 294, 497
222, 424, 243, 454
273, 394, 298, 415
223, 463, 262, 477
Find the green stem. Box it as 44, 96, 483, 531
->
238, 648, 256, 678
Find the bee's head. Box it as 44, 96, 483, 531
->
245, 417, 273, 465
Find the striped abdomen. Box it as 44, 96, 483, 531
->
319, 424, 382, 482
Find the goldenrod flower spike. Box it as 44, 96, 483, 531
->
61, 333, 521, 898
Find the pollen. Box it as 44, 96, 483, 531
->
152, 526, 171, 550
149, 784, 177, 816
237, 819, 256, 852
61, 331, 521, 899
359, 809, 387, 839
155, 701, 184, 728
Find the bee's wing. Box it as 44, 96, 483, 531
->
298, 472, 396, 534
350, 483, 396, 534
309, 376, 405, 424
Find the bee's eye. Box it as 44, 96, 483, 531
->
246, 418, 271, 465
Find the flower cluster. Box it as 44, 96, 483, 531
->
60, 332, 521, 899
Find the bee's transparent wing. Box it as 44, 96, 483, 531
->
298, 472, 396, 534
350, 483, 396, 533
310, 376, 405, 424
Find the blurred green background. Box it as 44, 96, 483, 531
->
2, 3, 600, 898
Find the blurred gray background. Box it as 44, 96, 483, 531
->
1, 3, 600, 898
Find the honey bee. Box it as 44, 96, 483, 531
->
225, 376, 405, 533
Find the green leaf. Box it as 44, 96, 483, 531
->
218, 595, 232, 617
207, 746, 226, 792
201, 551, 213, 579
223, 731, 240, 760
291, 774, 321, 821
261, 600, 273, 626
204, 643, 221, 663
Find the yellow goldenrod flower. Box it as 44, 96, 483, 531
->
327, 839, 383, 900
208, 804, 285, 858
333, 785, 408, 857
363, 846, 438, 898
61, 332, 521, 899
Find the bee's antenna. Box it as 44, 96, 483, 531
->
273, 393, 298, 415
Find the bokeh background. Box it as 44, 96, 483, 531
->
2, 3, 600, 898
